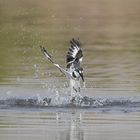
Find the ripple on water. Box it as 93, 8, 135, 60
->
0, 95, 140, 113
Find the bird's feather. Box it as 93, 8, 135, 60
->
40, 46, 72, 78
66, 38, 83, 69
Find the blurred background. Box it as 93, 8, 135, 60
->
0, 1, 140, 140
0, 0, 140, 97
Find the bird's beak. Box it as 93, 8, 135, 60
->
79, 72, 84, 82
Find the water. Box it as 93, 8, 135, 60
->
0, 0, 140, 139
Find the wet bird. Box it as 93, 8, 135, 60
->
40, 38, 84, 96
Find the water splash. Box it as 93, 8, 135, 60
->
0, 94, 140, 111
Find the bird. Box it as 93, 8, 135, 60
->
40, 38, 84, 97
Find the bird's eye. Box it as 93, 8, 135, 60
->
72, 71, 77, 78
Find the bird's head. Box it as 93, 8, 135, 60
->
78, 67, 84, 82
73, 67, 84, 82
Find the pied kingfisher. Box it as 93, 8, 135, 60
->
40, 38, 84, 96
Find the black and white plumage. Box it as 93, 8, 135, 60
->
40, 38, 84, 95
67, 38, 83, 68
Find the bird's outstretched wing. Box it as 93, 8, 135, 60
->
40, 46, 54, 63
66, 38, 83, 68
40, 46, 71, 78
